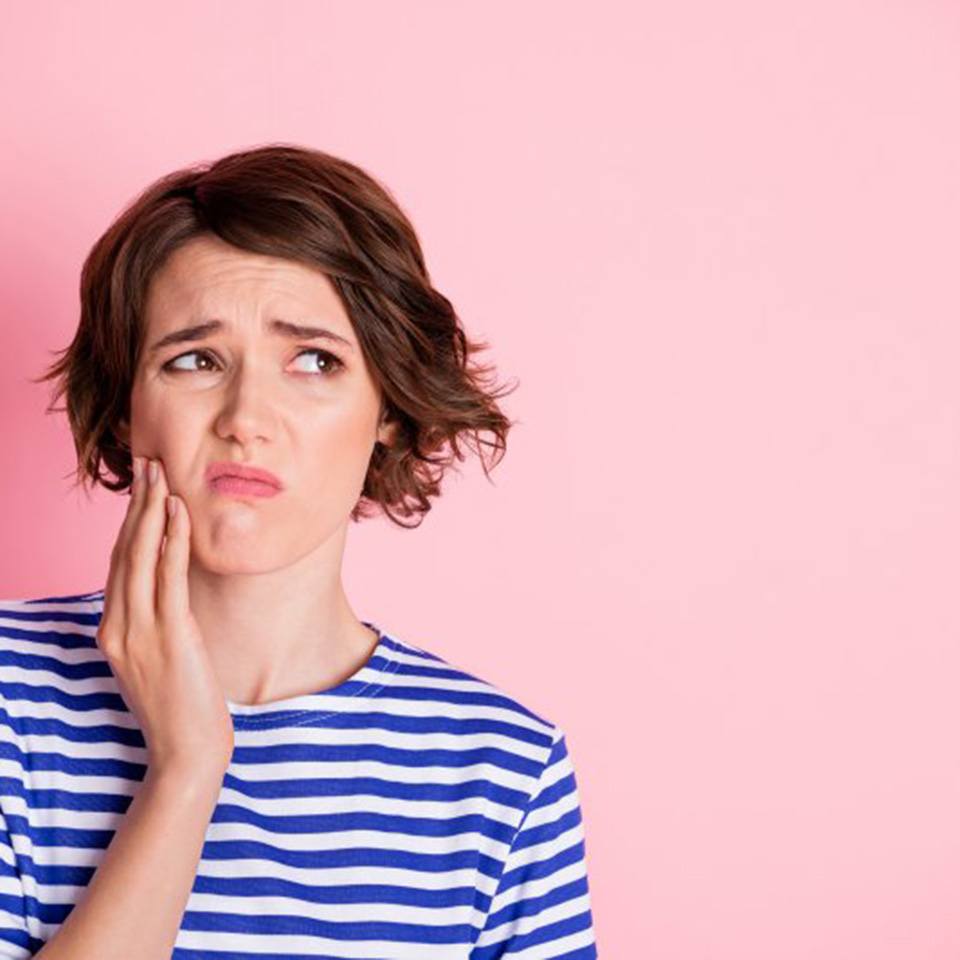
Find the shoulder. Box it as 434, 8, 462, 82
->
378, 627, 567, 771
0, 588, 104, 644
0, 588, 105, 699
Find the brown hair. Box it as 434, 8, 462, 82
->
33, 142, 518, 529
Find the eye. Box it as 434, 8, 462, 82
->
290, 348, 345, 375
162, 350, 217, 373
161, 348, 345, 376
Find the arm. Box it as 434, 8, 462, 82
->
30, 459, 234, 957
470, 730, 599, 959
33, 766, 224, 960
0, 456, 233, 958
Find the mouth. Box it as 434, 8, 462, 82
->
208, 475, 282, 498
205, 462, 284, 498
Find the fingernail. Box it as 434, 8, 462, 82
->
166, 495, 177, 519
148, 460, 159, 485
133, 457, 143, 480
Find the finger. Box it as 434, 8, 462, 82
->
101, 455, 146, 641
114, 454, 151, 600
157, 493, 191, 626
127, 458, 171, 627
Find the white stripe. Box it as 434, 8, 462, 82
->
0, 758, 539, 807
484, 925, 597, 959
483, 859, 589, 913
493, 828, 586, 878
474, 892, 594, 945
181, 891, 487, 928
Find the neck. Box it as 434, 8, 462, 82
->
184, 537, 376, 707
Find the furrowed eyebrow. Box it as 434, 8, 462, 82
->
148, 318, 355, 353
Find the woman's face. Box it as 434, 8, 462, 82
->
120, 233, 393, 574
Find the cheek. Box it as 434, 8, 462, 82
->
129, 382, 173, 440
307, 412, 377, 487
129, 395, 196, 476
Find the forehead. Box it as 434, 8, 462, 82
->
145, 234, 349, 328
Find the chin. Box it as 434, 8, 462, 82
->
193, 542, 292, 576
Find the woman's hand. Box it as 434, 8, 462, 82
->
97, 456, 235, 781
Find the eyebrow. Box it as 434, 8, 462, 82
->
148, 319, 356, 354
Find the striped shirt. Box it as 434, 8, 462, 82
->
0, 589, 598, 958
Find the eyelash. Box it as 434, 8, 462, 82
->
161, 348, 345, 377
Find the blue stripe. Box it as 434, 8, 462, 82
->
0, 761, 532, 811
484, 876, 591, 930
0, 704, 552, 751
471, 908, 596, 959
495, 840, 589, 897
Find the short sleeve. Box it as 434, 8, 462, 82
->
471, 730, 598, 959
0, 802, 31, 959
0, 687, 32, 960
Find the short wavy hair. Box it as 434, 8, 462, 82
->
34, 142, 518, 529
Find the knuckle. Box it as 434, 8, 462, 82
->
96, 628, 120, 656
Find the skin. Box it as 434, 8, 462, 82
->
114, 233, 397, 706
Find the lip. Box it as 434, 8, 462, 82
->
205, 461, 284, 495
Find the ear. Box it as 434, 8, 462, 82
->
377, 418, 399, 448
376, 398, 399, 448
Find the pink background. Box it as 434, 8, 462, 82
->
2, 2, 960, 956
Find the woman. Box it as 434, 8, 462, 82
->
0, 144, 598, 958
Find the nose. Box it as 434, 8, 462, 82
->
213, 362, 276, 446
